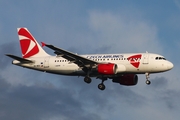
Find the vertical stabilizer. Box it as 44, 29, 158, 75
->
17, 28, 49, 58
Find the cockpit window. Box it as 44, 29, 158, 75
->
155, 57, 166, 60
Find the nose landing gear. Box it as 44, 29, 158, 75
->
145, 73, 151, 85
146, 80, 151, 85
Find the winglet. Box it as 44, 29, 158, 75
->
41, 42, 46, 47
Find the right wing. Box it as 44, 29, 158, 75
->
6, 54, 34, 63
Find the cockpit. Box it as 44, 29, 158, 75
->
155, 57, 166, 60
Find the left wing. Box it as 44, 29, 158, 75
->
42, 42, 98, 68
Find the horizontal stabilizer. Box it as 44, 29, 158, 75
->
5, 54, 34, 63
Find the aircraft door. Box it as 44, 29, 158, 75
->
143, 53, 149, 64
44, 57, 49, 68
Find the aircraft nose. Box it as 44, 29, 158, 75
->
167, 61, 174, 70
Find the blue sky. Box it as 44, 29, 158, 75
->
0, 0, 180, 120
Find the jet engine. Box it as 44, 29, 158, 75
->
97, 63, 117, 75
112, 74, 138, 86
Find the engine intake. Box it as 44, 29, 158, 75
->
112, 74, 138, 86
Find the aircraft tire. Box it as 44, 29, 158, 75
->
146, 80, 151, 85
98, 83, 105, 90
84, 76, 91, 84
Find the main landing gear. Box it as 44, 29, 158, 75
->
84, 76, 106, 90
98, 79, 106, 90
145, 72, 151, 85
84, 76, 92, 84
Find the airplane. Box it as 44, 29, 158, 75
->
6, 28, 174, 90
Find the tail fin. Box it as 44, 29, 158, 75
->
18, 28, 49, 58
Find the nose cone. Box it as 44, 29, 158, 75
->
167, 61, 174, 70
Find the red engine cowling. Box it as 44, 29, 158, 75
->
112, 74, 138, 86
97, 63, 117, 75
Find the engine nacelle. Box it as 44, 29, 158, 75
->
112, 74, 138, 86
97, 63, 117, 75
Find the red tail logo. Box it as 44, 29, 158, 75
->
18, 28, 39, 58
127, 54, 142, 68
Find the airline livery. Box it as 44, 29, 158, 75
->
6, 28, 174, 90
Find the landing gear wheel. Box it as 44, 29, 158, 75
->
84, 76, 91, 84
146, 80, 151, 85
98, 83, 106, 90
145, 72, 151, 85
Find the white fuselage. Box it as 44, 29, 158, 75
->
12, 53, 173, 77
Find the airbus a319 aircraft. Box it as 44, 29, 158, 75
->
6, 28, 174, 90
